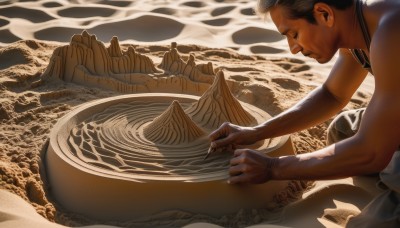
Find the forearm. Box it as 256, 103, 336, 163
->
253, 84, 347, 140
271, 89, 400, 181
272, 136, 386, 180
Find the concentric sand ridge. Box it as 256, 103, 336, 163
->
68, 98, 224, 177
64, 71, 271, 178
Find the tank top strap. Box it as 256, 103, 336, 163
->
356, 0, 371, 49
350, 0, 373, 74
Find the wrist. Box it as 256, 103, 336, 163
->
268, 157, 280, 180
254, 120, 275, 140
248, 126, 260, 142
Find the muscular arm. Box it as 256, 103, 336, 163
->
253, 49, 368, 141
271, 12, 400, 180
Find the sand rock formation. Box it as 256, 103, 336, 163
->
159, 42, 215, 84
186, 70, 257, 129
143, 100, 205, 145
42, 30, 158, 82
40, 31, 216, 95
107, 37, 158, 74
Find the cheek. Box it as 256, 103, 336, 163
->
306, 32, 331, 53
319, 34, 337, 56
303, 32, 320, 48
296, 30, 315, 48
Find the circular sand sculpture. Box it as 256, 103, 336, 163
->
45, 71, 295, 220
43, 31, 295, 220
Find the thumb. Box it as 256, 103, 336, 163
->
212, 135, 234, 149
208, 128, 224, 141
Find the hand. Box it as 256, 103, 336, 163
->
208, 122, 258, 150
228, 148, 278, 184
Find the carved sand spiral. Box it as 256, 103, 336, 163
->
68, 99, 227, 179
65, 71, 267, 180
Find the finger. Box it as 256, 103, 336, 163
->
227, 173, 248, 185
229, 164, 243, 176
208, 125, 226, 141
225, 144, 236, 153
212, 146, 226, 155
212, 136, 234, 149
233, 148, 247, 157
208, 129, 220, 142
229, 154, 243, 166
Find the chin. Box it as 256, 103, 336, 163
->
316, 58, 328, 64
312, 49, 337, 63
316, 55, 334, 64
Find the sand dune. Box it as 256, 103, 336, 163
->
0, 0, 289, 56
0, 0, 376, 227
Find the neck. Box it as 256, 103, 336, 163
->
335, 1, 369, 51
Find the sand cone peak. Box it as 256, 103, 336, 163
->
171, 42, 177, 49
213, 70, 228, 90
82, 30, 90, 37
144, 100, 205, 145
107, 36, 122, 57
186, 70, 257, 129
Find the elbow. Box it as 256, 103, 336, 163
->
373, 152, 394, 173
347, 133, 398, 174
362, 148, 395, 174
321, 84, 349, 109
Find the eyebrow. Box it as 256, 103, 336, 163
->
280, 28, 289, 36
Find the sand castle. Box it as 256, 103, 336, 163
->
41, 31, 216, 96
44, 31, 295, 220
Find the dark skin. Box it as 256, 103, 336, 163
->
209, 0, 400, 184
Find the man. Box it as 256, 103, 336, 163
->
209, 0, 400, 226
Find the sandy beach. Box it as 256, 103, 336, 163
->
0, 0, 377, 227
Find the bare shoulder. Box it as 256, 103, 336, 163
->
369, 0, 400, 42
379, 3, 400, 30
369, 4, 400, 89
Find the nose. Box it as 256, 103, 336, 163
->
288, 39, 302, 54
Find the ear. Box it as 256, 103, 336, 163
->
313, 3, 334, 27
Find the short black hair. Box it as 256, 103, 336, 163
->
257, 0, 353, 23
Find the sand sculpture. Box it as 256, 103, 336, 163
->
159, 42, 215, 84
44, 31, 295, 220
143, 100, 206, 145
41, 31, 215, 96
